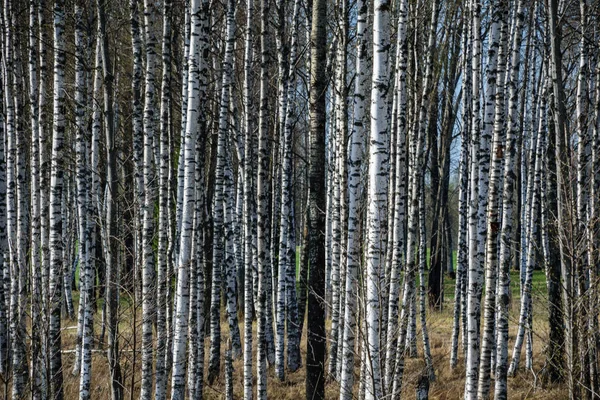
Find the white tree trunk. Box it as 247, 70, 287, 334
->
28, 0, 45, 397
242, 0, 254, 396
391, 0, 438, 394
49, 0, 67, 395
140, 0, 158, 395
364, 1, 391, 398
130, 0, 144, 310
224, 151, 242, 358
73, 4, 93, 400
154, 0, 172, 397
276, 0, 302, 379
464, 0, 484, 396
494, 1, 525, 397
508, 80, 547, 377
476, 3, 506, 396
169, 0, 206, 396
384, 0, 407, 387
339, 0, 369, 397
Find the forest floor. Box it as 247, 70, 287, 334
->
55, 269, 569, 399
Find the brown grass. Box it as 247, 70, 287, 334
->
27, 286, 568, 400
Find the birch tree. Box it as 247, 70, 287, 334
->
130, 0, 144, 317
223, 147, 242, 359
72, 5, 93, 400
464, 0, 483, 395
494, 0, 525, 397
242, 0, 255, 397
154, 0, 172, 397
140, 0, 158, 394
169, 0, 206, 396
384, 0, 407, 387
328, 0, 349, 378
339, 0, 369, 397
28, 0, 45, 396
364, 1, 391, 397
508, 81, 547, 377
276, 0, 302, 379
6, 1, 29, 395
49, 0, 67, 395
451, 4, 472, 370
477, 1, 506, 396
0, 0, 597, 398
392, 0, 438, 395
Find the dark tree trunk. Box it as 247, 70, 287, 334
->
297, 205, 309, 337
428, 85, 453, 311
428, 89, 442, 310
428, 22, 459, 309
544, 71, 565, 385
305, 0, 326, 397
548, 0, 573, 395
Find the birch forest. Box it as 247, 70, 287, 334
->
0, 0, 599, 398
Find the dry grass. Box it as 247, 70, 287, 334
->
34, 275, 567, 399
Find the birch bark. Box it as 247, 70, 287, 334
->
365, 1, 391, 397
339, 0, 369, 396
